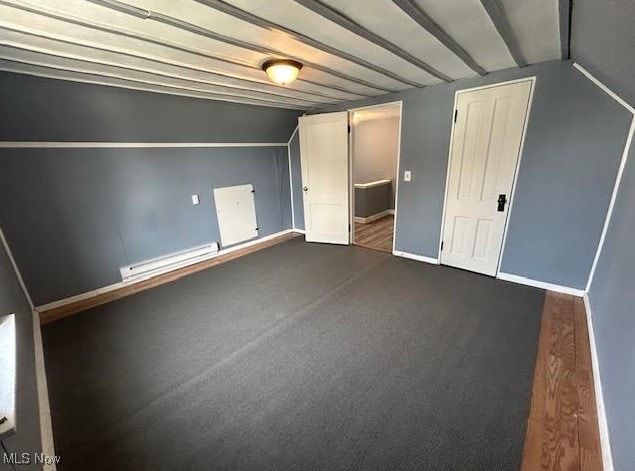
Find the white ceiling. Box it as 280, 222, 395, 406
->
0, 0, 563, 109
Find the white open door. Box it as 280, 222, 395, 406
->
441, 80, 533, 276
299, 112, 349, 244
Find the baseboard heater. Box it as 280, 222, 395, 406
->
119, 242, 219, 282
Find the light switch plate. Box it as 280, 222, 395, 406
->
404, 170, 412, 182
191, 194, 200, 205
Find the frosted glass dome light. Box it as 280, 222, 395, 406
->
262, 59, 303, 85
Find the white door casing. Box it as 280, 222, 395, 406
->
441, 80, 533, 276
299, 112, 349, 244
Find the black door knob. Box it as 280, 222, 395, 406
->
497, 194, 507, 212
303, 187, 308, 192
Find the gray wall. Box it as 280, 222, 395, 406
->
289, 130, 305, 231
571, 2, 635, 467
0, 72, 301, 143
588, 140, 635, 471
571, 0, 635, 107
0, 72, 299, 306
352, 116, 399, 208
0, 147, 291, 306
0, 235, 41, 469
499, 63, 629, 287
355, 184, 392, 218
315, 60, 632, 289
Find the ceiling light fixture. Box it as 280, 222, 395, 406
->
262, 59, 303, 85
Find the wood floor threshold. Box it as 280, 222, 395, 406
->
39, 232, 300, 324
353, 242, 392, 254
354, 214, 394, 254
521, 291, 603, 470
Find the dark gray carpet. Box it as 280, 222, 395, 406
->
43, 238, 544, 470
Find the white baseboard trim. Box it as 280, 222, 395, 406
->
293, 228, 306, 234
393, 250, 439, 265
32, 310, 56, 470
36, 229, 295, 313
220, 230, 294, 255
583, 293, 614, 471
354, 210, 393, 224
496, 272, 585, 296
36, 276, 140, 313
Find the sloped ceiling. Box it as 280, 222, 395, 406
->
0, 0, 563, 109
571, 0, 635, 107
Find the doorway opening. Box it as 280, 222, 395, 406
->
349, 103, 401, 254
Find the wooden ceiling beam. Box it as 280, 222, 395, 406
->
0, 0, 383, 99
0, 25, 355, 103
85, 0, 400, 93
294, 0, 452, 82
0, 58, 308, 109
391, 0, 487, 76
479, 0, 527, 67
194, 0, 426, 88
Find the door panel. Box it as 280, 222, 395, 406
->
299, 112, 349, 244
441, 80, 532, 275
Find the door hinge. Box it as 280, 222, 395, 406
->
453, 110, 458, 123
441, 241, 444, 251
348, 124, 351, 133
348, 223, 351, 232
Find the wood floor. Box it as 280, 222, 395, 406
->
38, 232, 300, 324
39, 232, 603, 469
521, 292, 603, 470
354, 215, 394, 253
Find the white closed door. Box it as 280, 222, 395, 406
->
299, 112, 349, 244
441, 80, 533, 276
